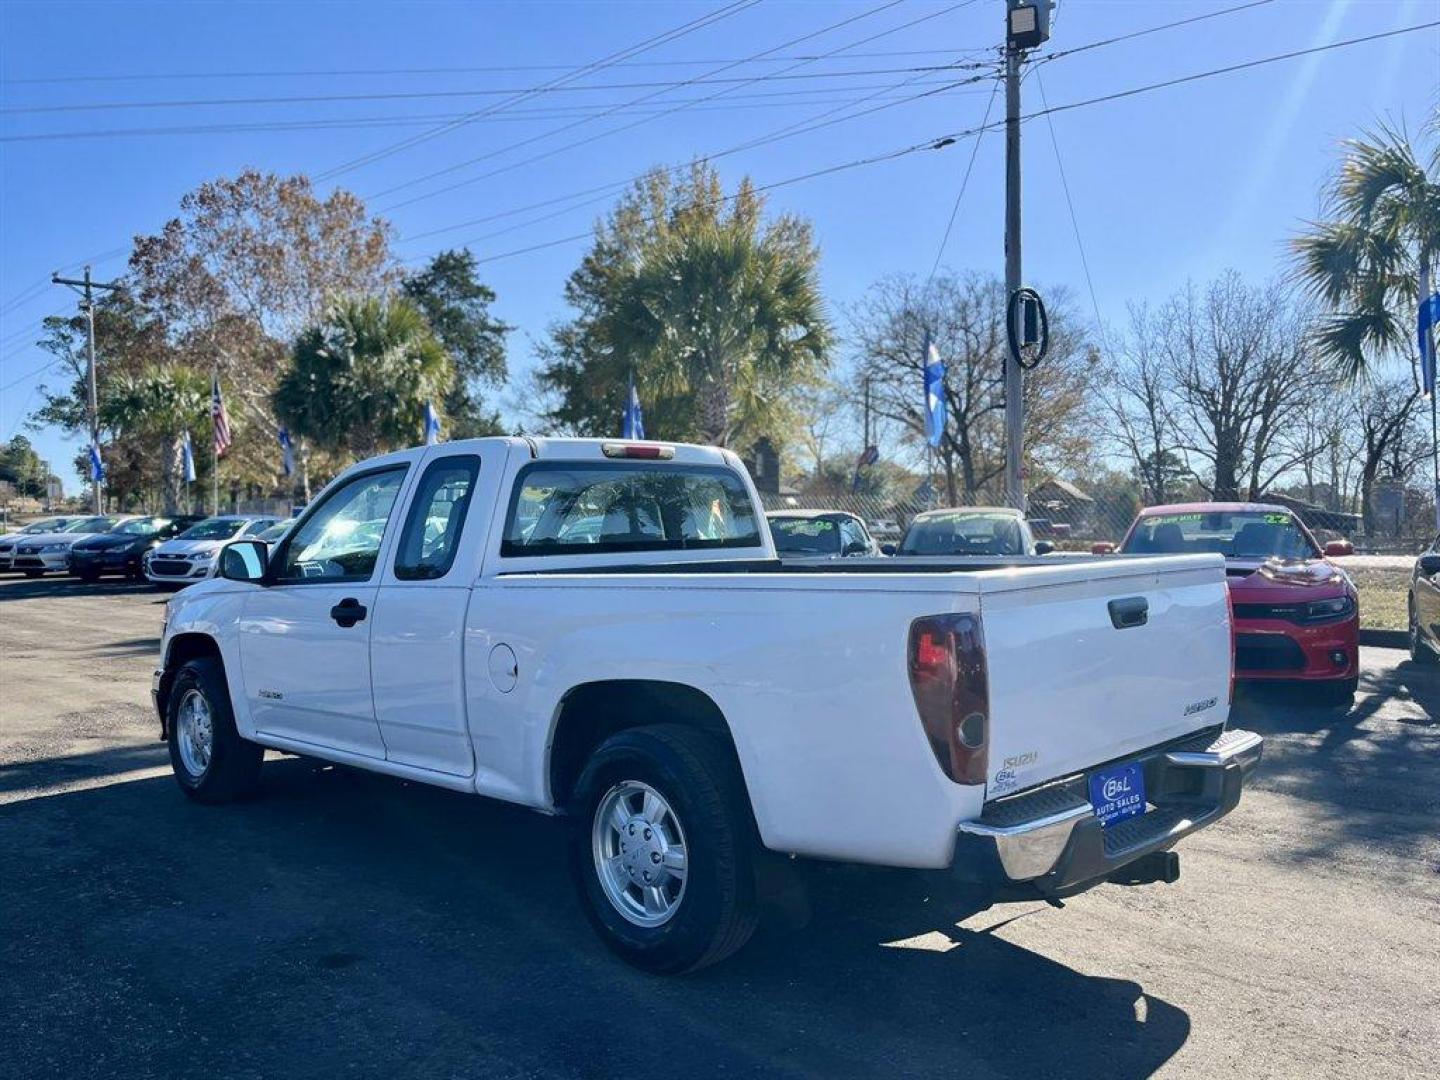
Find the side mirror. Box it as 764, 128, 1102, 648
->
220, 540, 269, 583
880, 543, 897, 557
1091, 542, 1116, 556
1324, 540, 1354, 558
1034, 541, 1054, 556
843, 541, 869, 557
1419, 553, 1440, 576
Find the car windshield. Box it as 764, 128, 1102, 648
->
17, 518, 63, 534
257, 519, 294, 542
180, 518, 245, 541
109, 517, 170, 536
768, 517, 841, 555
899, 512, 1027, 556
1123, 510, 1317, 559
65, 515, 123, 533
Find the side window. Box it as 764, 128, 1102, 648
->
838, 518, 862, 552
393, 456, 480, 581
275, 467, 407, 583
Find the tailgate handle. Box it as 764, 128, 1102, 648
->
1108, 596, 1148, 629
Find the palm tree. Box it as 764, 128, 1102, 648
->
608, 215, 830, 448
1291, 118, 1440, 379
100, 366, 210, 513
275, 295, 454, 459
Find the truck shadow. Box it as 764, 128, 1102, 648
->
0, 756, 1190, 1080
1230, 667, 1439, 865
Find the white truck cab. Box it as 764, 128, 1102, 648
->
155, 437, 1260, 972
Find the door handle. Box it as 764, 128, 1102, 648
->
330, 597, 367, 628
1108, 596, 1149, 629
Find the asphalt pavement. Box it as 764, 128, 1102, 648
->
0, 574, 1436, 1080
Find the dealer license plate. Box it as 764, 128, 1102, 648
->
1088, 762, 1146, 827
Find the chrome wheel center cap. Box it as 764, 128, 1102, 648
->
618, 817, 667, 888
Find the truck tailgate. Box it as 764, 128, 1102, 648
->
978, 554, 1231, 796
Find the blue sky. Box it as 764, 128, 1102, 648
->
1, 0, 1436, 486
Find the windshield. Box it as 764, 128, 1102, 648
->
110, 517, 170, 536
899, 512, 1027, 556
65, 515, 122, 533
18, 518, 65, 534
504, 464, 761, 557
1123, 510, 1317, 559
257, 519, 294, 542
769, 517, 841, 555
180, 518, 245, 541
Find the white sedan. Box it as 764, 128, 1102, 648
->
6, 515, 137, 576
143, 515, 281, 588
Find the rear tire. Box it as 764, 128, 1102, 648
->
568, 725, 759, 974
167, 656, 263, 803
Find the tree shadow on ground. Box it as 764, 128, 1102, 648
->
0, 758, 1189, 1080
0, 574, 161, 602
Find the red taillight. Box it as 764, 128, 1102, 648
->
601, 442, 675, 460
907, 613, 989, 785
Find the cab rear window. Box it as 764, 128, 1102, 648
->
502, 463, 761, 557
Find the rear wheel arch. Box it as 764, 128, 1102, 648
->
547, 680, 751, 813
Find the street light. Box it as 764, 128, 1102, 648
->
1006, 1, 1051, 52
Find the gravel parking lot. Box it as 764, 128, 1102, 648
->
1, 574, 1437, 1080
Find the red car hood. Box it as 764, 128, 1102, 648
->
1223, 558, 1349, 602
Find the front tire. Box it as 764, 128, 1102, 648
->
166, 656, 263, 803
1410, 601, 1436, 665
568, 725, 759, 974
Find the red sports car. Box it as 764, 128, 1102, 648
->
1106, 503, 1359, 703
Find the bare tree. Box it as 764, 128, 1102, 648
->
1157, 273, 1320, 500
1103, 303, 1187, 503
846, 272, 1095, 504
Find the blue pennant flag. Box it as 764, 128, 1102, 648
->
278, 427, 295, 477
622, 372, 645, 440
181, 430, 197, 483
88, 440, 105, 484
423, 401, 442, 446
1420, 266, 1439, 399
922, 333, 946, 448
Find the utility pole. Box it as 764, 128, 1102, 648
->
1002, 1, 1051, 511
52, 266, 122, 512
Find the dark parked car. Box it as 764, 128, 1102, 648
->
765, 510, 880, 558
68, 515, 206, 582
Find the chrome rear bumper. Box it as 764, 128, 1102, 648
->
954, 728, 1262, 897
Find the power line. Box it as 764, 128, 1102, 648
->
417, 70, 996, 254
375, 3, 982, 214
314, 0, 763, 182
395, 67, 996, 244
0, 63, 995, 117
1035, 0, 1276, 66
1031, 19, 1439, 123
0, 355, 65, 395
1, 45, 994, 85
1, 81, 994, 145
368, 0, 921, 203
1033, 66, 1107, 358
466, 127, 969, 269
926, 77, 1000, 284
456, 19, 1440, 269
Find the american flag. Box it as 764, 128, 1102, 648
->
211, 375, 233, 457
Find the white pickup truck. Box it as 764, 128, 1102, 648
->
154, 437, 1261, 972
